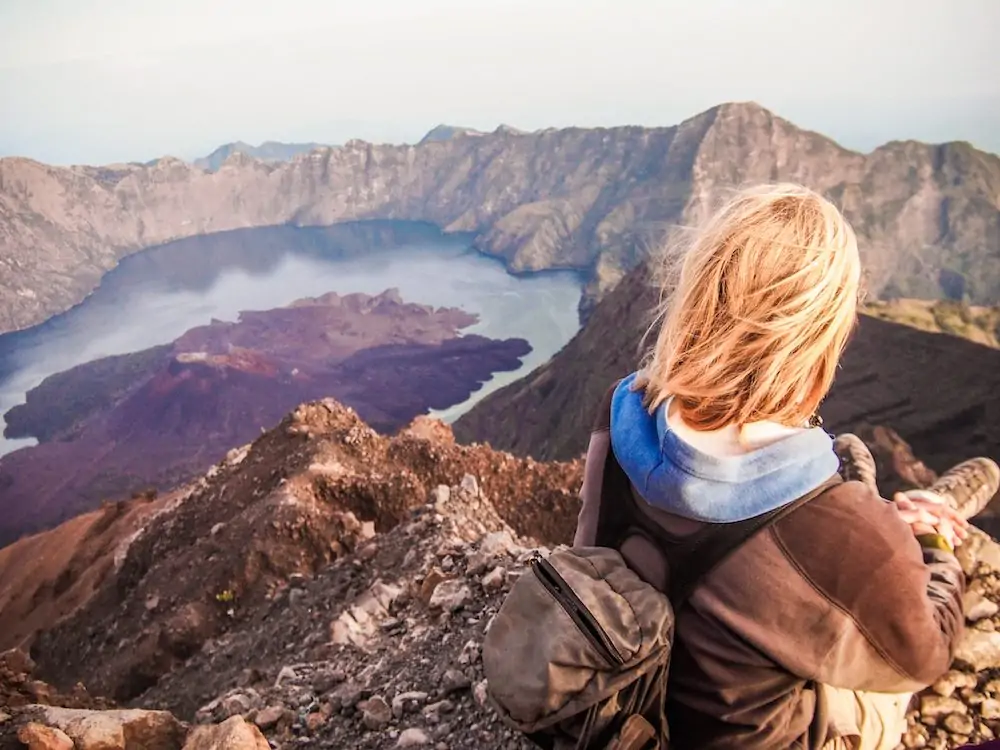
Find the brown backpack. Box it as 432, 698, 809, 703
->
483, 389, 834, 750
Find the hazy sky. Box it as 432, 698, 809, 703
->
1, 0, 997, 165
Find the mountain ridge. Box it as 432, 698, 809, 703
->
192, 140, 329, 172
1, 101, 998, 335
454, 261, 1000, 493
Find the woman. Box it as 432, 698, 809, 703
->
572, 183, 999, 749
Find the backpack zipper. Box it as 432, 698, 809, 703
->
531, 556, 625, 667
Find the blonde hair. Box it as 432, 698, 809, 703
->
639, 183, 862, 431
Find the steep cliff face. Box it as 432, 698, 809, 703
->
454, 262, 1000, 482
1, 101, 997, 334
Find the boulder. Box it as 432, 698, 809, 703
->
359, 696, 392, 730
251, 704, 287, 731
428, 581, 471, 612
954, 630, 1000, 672
182, 716, 269, 750
957, 529, 1000, 577
17, 722, 74, 750
963, 590, 999, 622
29, 706, 185, 750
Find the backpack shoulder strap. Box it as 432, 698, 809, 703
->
665, 474, 840, 607
591, 378, 841, 608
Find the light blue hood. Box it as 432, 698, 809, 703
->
609, 372, 839, 523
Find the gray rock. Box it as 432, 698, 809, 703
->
430, 485, 451, 509
981, 698, 1000, 720
441, 669, 471, 694
954, 629, 1000, 671
482, 566, 506, 592
428, 581, 471, 612
459, 475, 479, 498
457, 639, 480, 666
330, 580, 404, 648
901, 728, 927, 748
360, 696, 392, 730
943, 712, 974, 735
481, 531, 518, 557
920, 695, 967, 719
397, 727, 432, 747
274, 665, 299, 687
392, 691, 429, 718
254, 704, 288, 730
422, 700, 455, 717
220, 692, 256, 719
963, 590, 999, 622
313, 669, 346, 694
473, 679, 489, 707
957, 529, 1000, 577
330, 680, 365, 709
931, 670, 977, 698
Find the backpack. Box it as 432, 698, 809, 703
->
482, 387, 836, 750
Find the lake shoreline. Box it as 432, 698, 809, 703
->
0, 220, 583, 455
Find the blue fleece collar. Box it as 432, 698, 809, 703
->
609, 373, 839, 523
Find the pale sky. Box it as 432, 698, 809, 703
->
1, 0, 997, 165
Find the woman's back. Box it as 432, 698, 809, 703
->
572, 184, 966, 749
575, 378, 964, 748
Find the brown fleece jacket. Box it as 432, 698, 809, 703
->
573, 400, 965, 749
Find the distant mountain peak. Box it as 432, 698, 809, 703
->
193, 140, 329, 172
494, 123, 525, 136
418, 124, 485, 145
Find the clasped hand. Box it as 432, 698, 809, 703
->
892, 489, 969, 549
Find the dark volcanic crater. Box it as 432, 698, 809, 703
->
0, 289, 530, 546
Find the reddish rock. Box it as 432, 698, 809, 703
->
182, 716, 269, 750
17, 723, 74, 750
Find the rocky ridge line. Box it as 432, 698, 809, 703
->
20, 402, 581, 705
2, 101, 998, 333
6, 454, 1000, 749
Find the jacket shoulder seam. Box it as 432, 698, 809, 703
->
769, 524, 917, 684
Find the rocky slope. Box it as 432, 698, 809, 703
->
3, 406, 1000, 750
16, 400, 581, 703
2, 101, 998, 334
454, 262, 1000, 493
0, 289, 530, 546
863, 299, 1000, 349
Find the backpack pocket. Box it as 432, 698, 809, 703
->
483, 546, 675, 744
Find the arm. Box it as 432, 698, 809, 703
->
810, 499, 965, 692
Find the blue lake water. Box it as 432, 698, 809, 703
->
0, 222, 582, 456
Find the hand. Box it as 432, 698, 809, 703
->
892, 490, 970, 549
